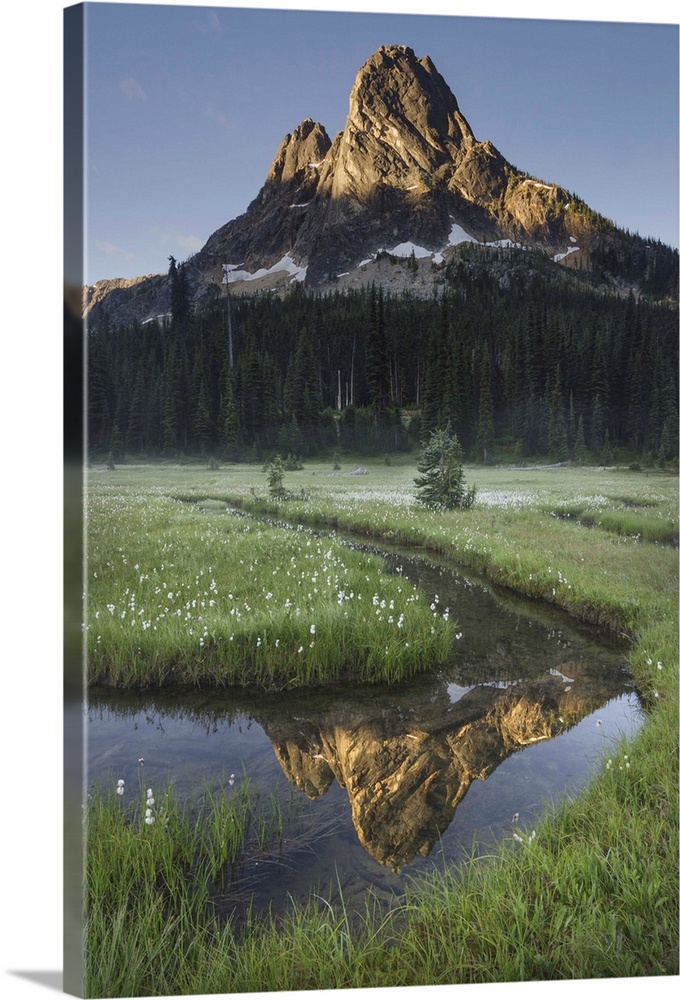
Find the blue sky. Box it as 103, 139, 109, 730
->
80, 0, 679, 283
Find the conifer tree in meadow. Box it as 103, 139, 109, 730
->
267, 454, 286, 500
414, 426, 476, 510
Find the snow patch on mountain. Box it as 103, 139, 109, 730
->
553, 246, 580, 262
351, 221, 536, 278
447, 223, 477, 246
380, 241, 434, 258
223, 254, 308, 283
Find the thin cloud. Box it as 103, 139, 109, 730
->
153, 227, 205, 257
176, 234, 204, 255
192, 8, 223, 34
120, 77, 147, 102
205, 10, 222, 33
89, 240, 139, 282
204, 104, 232, 130
93, 238, 131, 258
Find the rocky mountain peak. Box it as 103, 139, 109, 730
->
198, 45, 492, 284
83, 44, 678, 325
327, 44, 476, 203
265, 118, 332, 186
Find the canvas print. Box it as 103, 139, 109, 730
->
64, 1, 679, 997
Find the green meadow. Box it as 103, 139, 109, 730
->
86, 477, 454, 689
84, 459, 678, 994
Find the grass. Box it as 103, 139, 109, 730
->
84, 772, 286, 998
86, 482, 454, 689
84, 458, 678, 994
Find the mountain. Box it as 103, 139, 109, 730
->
200, 44, 592, 286
83, 43, 678, 328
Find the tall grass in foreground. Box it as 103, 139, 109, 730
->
85, 712, 678, 996
86, 486, 453, 688
85, 775, 284, 998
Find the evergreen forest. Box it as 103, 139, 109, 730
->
87, 255, 679, 466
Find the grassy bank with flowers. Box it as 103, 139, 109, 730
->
86, 481, 454, 689
84, 460, 678, 992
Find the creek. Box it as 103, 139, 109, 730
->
87, 527, 641, 923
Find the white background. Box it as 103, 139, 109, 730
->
1, 2, 677, 999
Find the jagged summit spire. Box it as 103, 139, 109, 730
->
265, 119, 331, 186
189, 43, 664, 292
328, 44, 476, 203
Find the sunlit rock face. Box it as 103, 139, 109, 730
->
265, 119, 332, 188
84, 43, 677, 327
259, 665, 623, 872
196, 44, 586, 285
319, 45, 476, 204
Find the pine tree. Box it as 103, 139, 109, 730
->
657, 420, 671, 465
125, 368, 147, 453
590, 393, 605, 455
278, 414, 304, 456
421, 298, 455, 438
219, 369, 239, 458
237, 328, 264, 447
109, 422, 124, 462
267, 455, 286, 500
414, 427, 476, 510
193, 378, 212, 454
88, 341, 114, 452
476, 343, 494, 462
284, 328, 322, 452
168, 255, 191, 333
574, 414, 587, 465
567, 392, 576, 457
161, 339, 181, 453
365, 286, 391, 418
547, 368, 568, 461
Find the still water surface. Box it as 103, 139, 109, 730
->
87, 544, 641, 921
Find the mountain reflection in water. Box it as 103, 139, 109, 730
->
259, 662, 630, 871
87, 553, 640, 915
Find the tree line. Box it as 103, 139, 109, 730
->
88, 256, 678, 465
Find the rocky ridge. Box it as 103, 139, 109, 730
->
200, 44, 589, 288
83, 44, 677, 327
